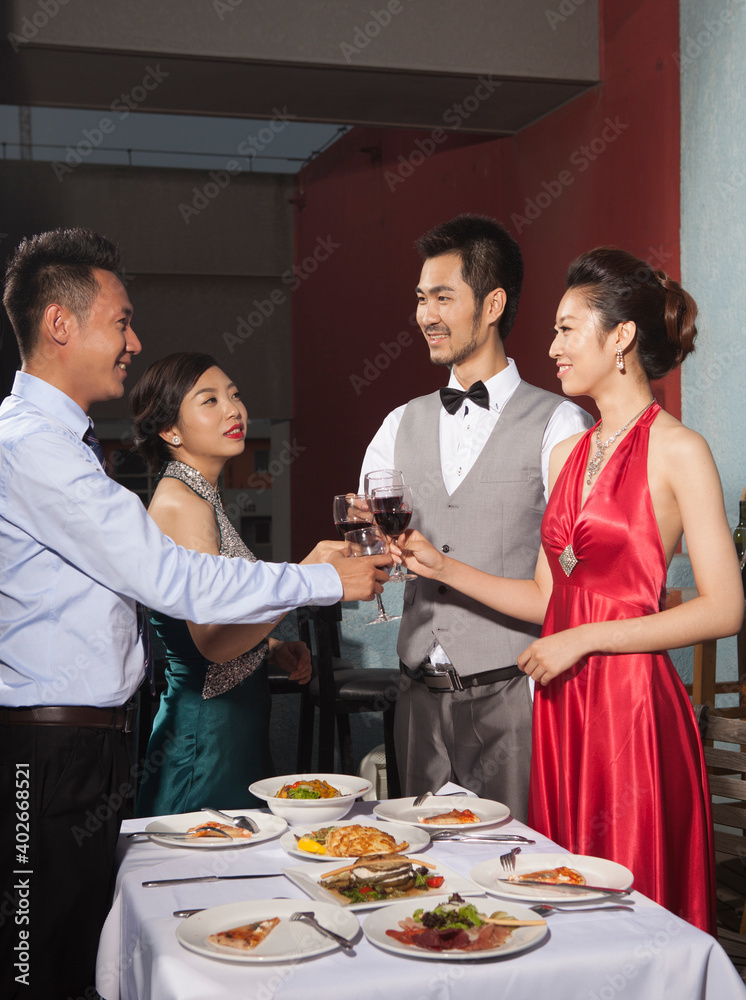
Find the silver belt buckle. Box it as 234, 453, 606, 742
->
426, 664, 464, 692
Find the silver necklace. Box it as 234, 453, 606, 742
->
585, 400, 655, 485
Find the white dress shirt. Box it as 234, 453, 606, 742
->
0, 372, 342, 708
359, 360, 592, 667
360, 360, 592, 499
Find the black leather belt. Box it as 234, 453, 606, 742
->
408, 663, 522, 693
0, 703, 137, 733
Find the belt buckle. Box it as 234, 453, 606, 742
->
426, 664, 464, 692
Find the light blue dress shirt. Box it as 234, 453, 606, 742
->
0, 372, 342, 708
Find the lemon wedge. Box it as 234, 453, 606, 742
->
298, 837, 326, 855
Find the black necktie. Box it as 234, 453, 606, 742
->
439, 380, 490, 415
83, 423, 108, 471
83, 422, 155, 694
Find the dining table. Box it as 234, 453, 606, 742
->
96, 801, 746, 1000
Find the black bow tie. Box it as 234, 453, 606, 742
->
439, 380, 490, 415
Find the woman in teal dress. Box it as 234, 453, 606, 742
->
130, 352, 313, 815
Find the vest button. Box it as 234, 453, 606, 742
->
441, 544, 450, 553
437, 585, 448, 594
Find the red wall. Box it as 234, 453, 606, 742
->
290, 0, 681, 559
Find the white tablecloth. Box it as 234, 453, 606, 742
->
97, 803, 746, 1000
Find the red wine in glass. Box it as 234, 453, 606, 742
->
332, 494, 372, 539
369, 485, 412, 582
372, 506, 412, 537
335, 519, 366, 538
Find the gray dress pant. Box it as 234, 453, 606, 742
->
393, 671, 533, 823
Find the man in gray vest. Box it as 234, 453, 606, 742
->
359, 214, 591, 821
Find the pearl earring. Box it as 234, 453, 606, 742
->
616, 347, 624, 371
172, 436, 181, 446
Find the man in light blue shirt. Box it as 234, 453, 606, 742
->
0, 227, 390, 999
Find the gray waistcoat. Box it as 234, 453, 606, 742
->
394, 381, 564, 674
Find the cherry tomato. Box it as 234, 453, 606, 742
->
426, 876, 444, 888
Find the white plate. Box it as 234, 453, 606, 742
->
284, 855, 484, 911
176, 898, 360, 963
363, 896, 548, 960
280, 818, 430, 861
469, 852, 634, 902
373, 795, 510, 830
144, 810, 287, 849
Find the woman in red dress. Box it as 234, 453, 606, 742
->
396, 248, 743, 934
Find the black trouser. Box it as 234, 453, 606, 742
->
0, 724, 131, 1000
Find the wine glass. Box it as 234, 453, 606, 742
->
369, 485, 412, 583
344, 526, 401, 625
332, 494, 372, 538
363, 469, 404, 494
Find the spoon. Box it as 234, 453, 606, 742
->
202, 807, 259, 834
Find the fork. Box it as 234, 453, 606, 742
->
412, 790, 434, 807
500, 846, 521, 872
127, 824, 233, 840
290, 912, 355, 950
530, 903, 633, 917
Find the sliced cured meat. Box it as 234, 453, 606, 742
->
185, 821, 251, 840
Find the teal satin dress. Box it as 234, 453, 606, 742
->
135, 461, 274, 816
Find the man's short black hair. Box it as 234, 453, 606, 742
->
415, 214, 524, 339
3, 228, 122, 362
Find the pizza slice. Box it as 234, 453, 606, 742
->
207, 917, 280, 951
420, 808, 481, 825
509, 866, 586, 885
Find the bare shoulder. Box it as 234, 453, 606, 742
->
649, 409, 713, 463
548, 431, 585, 493
147, 478, 220, 553
551, 431, 585, 468
649, 409, 718, 491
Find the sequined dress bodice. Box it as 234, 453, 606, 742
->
159, 460, 268, 698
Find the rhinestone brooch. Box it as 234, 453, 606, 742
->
559, 544, 578, 577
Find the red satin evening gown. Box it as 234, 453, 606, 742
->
529, 403, 716, 934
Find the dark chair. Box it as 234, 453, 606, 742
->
299, 603, 402, 798
266, 638, 315, 773
695, 704, 746, 971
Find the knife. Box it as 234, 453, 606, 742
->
496, 878, 631, 896
142, 873, 284, 887
431, 833, 536, 844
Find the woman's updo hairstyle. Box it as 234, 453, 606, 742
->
130, 352, 217, 473
566, 247, 697, 380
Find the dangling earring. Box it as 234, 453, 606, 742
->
616, 347, 625, 372
172, 436, 181, 446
